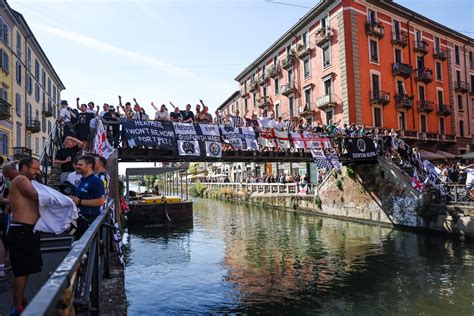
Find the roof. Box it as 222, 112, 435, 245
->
8, 5, 66, 90
216, 91, 239, 112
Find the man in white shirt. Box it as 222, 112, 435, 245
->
66, 157, 82, 188
99, 104, 110, 118
152, 103, 170, 121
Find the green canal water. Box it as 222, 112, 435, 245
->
124, 198, 474, 315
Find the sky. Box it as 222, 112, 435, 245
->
11, 0, 474, 116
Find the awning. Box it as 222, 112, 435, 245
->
419, 150, 445, 160
435, 150, 456, 159
459, 151, 474, 160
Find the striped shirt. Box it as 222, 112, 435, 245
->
96, 171, 111, 200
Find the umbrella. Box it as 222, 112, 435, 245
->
435, 150, 456, 159
418, 150, 445, 160
458, 151, 474, 160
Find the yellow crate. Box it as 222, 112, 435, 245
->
143, 196, 182, 204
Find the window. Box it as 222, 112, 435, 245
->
420, 114, 427, 132
244, 98, 248, 112
288, 69, 294, 84
369, 40, 378, 63
304, 88, 311, 105
27, 75, 32, 95
373, 107, 382, 127
289, 96, 294, 117
57, 90, 60, 103
16, 31, 21, 57
263, 86, 267, 98
367, 9, 376, 23
322, 43, 331, 67
439, 117, 445, 134
27, 47, 31, 70
16, 123, 21, 147
455, 45, 460, 65
416, 55, 424, 69
47, 121, 51, 134
415, 29, 421, 42
471, 75, 474, 92
15, 93, 21, 116
35, 137, 39, 154
303, 58, 311, 78
321, 15, 328, 28
47, 78, 51, 95
274, 78, 279, 95
253, 92, 256, 107
396, 80, 406, 95
398, 112, 406, 130
325, 110, 333, 125
35, 83, 40, 102
42, 69, 46, 87
371, 73, 380, 95
470, 51, 473, 68
16, 61, 21, 85
393, 20, 400, 34
53, 85, 57, 103
437, 90, 443, 107
459, 120, 464, 137
434, 37, 440, 53
324, 78, 332, 95
394, 48, 402, 64
35, 109, 39, 120
262, 65, 266, 78
273, 56, 277, 65
0, 132, 8, 156
27, 133, 31, 150
286, 45, 291, 56
1, 85, 8, 102
302, 31, 309, 47
275, 103, 280, 118
0, 18, 9, 45
435, 62, 442, 81
457, 95, 463, 110
1, 50, 9, 73
34, 60, 39, 80
419, 85, 425, 100
26, 102, 32, 120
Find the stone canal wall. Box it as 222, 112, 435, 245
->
199, 158, 474, 238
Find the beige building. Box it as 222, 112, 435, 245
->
0, 0, 65, 160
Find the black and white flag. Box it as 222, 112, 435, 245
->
173, 123, 221, 158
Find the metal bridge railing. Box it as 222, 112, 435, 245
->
39, 120, 64, 185
23, 200, 115, 316
445, 184, 474, 204
200, 182, 314, 195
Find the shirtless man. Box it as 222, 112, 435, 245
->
7, 157, 41, 315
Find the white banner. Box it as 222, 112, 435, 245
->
94, 120, 115, 159
290, 132, 305, 149
275, 129, 290, 149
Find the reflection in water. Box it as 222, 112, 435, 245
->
125, 199, 474, 315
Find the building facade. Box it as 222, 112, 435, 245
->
235, 0, 473, 154
216, 91, 241, 116
0, 0, 65, 160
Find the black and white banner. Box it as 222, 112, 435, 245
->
220, 126, 258, 151
343, 138, 377, 160
122, 119, 176, 151
174, 123, 222, 158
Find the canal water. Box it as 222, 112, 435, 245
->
124, 199, 474, 315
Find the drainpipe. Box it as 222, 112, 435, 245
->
24, 34, 32, 149
462, 42, 472, 140
407, 14, 415, 132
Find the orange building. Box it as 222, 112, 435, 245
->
234, 0, 473, 154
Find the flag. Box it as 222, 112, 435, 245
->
411, 169, 425, 192
274, 129, 290, 149
311, 149, 332, 170
94, 120, 115, 159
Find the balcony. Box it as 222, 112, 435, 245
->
414, 68, 433, 83
315, 26, 333, 47
433, 48, 448, 61
26, 118, 41, 133
316, 94, 337, 110
299, 102, 316, 116
426, 132, 438, 141
268, 64, 280, 79
391, 31, 408, 47
0, 98, 12, 120
281, 82, 296, 96
13, 147, 32, 159
414, 40, 429, 54
296, 44, 312, 59
42, 103, 53, 117
281, 53, 295, 70
248, 80, 258, 93
256, 96, 271, 109
257, 73, 268, 86
400, 130, 418, 139
239, 85, 248, 98
392, 62, 413, 78
365, 20, 384, 38
416, 100, 434, 113
441, 134, 456, 142
395, 94, 414, 109
454, 81, 470, 93
437, 104, 451, 116
369, 91, 390, 105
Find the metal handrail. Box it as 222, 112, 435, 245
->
200, 182, 314, 195
23, 200, 115, 316
39, 120, 64, 184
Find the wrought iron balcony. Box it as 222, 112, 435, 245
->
414, 68, 433, 83
42, 103, 53, 117
316, 94, 337, 110
257, 96, 271, 109
0, 98, 12, 120
315, 26, 333, 47
298, 102, 316, 116
369, 91, 390, 105
391, 31, 408, 47
268, 64, 280, 79
400, 130, 418, 139
365, 20, 384, 38
296, 44, 312, 59
239, 85, 248, 98
414, 40, 429, 54
248, 80, 258, 93
281, 82, 296, 96
281, 53, 295, 70
395, 94, 414, 109
26, 118, 41, 133
437, 104, 451, 116
426, 132, 438, 140
454, 81, 470, 93
257, 73, 268, 86
433, 48, 448, 61
416, 100, 434, 113
13, 147, 32, 159
392, 62, 413, 78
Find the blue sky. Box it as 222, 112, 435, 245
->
12, 0, 474, 115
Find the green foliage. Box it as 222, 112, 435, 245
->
415, 204, 436, 223
335, 179, 343, 191
314, 195, 322, 210
190, 182, 208, 197
346, 167, 356, 180
144, 175, 157, 189
119, 179, 125, 197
